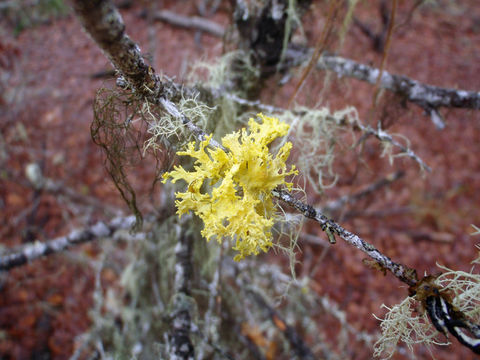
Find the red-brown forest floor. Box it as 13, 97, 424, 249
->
0, 0, 479, 359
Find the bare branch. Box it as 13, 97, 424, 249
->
74, 0, 480, 126
0, 216, 137, 271
95, 1, 480, 119
272, 188, 418, 287
279, 46, 480, 126
315, 54, 480, 126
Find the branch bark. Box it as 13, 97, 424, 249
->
71, 0, 164, 101
168, 223, 196, 360
317, 54, 480, 110
72, 0, 219, 147
315, 54, 480, 128
272, 188, 418, 287
0, 216, 137, 271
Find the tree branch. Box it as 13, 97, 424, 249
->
223, 93, 430, 171
121, 7, 480, 118
68, 2, 480, 356
353, 122, 431, 171
72, 0, 220, 150
0, 215, 137, 271
168, 223, 196, 359
272, 188, 418, 287
74, 0, 416, 285
71, 0, 163, 102
71, 0, 419, 288
315, 54, 480, 127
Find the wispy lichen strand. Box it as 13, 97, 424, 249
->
163, 114, 298, 261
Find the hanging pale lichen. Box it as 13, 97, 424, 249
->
162, 114, 298, 261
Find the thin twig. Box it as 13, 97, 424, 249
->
353, 122, 431, 171
371, 0, 397, 110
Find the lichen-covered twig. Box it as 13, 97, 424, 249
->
0, 216, 137, 271
159, 97, 223, 150
272, 188, 418, 287
352, 122, 431, 171
221, 93, 430, 171
424, 294, 480, 354
409, 275, 480, 355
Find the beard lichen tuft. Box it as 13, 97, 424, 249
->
162, 113, 298, 261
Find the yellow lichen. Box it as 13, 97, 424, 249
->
162, 113, 298, 261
